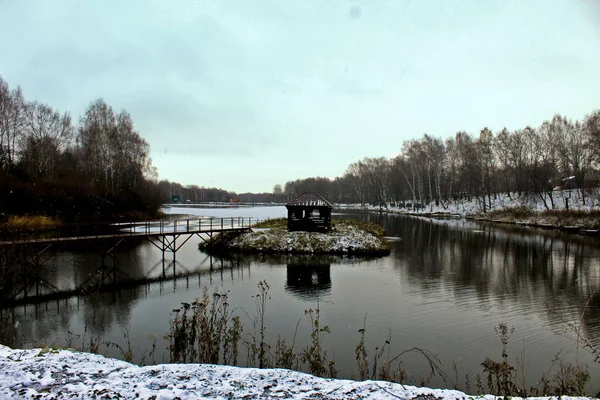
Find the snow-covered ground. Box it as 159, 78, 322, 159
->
227, 223, 389, 254
1, 345, 592, 399
344, 189, 600, 216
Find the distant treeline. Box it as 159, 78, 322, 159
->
158, 180, 285, 204
0, 76, 162, 222
282, 110, 600, 211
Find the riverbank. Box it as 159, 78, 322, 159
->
343, 191, 600, 236
199, 218, 390, 255
0, 345, 590, 400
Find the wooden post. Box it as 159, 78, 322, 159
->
21, 262, 28, 298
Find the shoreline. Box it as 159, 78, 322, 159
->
340, 203, 600, 238
0, 345, 588, 400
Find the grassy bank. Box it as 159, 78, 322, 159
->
199, 218, 390, 255
3, 215, 62, 230
475, 207, 600, 230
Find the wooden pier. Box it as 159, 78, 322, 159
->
0, 217, 253, 247
0, 217, 253, 304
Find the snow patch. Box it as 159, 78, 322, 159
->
0, 345, 589, 399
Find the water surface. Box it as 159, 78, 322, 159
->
4, 206, 600, 393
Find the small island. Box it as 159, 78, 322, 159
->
199, 218, 391, 255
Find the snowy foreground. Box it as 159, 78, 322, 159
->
0, 346, 593, 400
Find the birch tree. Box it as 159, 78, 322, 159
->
0, 77, 25, 169
550, 114, 594, 203
20, 101, 73, 179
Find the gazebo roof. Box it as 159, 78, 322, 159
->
286, 192, 333, 208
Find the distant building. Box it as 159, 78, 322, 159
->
285, 192, 333, 233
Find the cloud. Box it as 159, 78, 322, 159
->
1, 0, 600, 192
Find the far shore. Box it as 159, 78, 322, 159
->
340, 190, 600, 236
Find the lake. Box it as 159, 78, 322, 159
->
3, 205, 600, 394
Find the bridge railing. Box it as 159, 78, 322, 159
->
0, 217, 254, 245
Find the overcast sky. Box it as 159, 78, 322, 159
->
1, 0, 599, 193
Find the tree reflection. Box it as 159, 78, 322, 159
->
384, 214, 600, 347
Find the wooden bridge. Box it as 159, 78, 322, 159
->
1, 255, 247, 309
0, 217, 253, 248
0, 217, 254, 304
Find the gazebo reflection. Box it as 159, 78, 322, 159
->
285, 263, 331, 300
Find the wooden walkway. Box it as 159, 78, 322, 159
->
0, 217, 253, 247
0, 217, 254, 304
1, 256, 244, 309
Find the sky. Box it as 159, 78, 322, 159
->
1, 0, 599, 193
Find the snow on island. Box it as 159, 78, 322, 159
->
1, 345, 591, 400
199, 219, 391, 255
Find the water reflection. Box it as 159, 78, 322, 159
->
286, 263, 331, 301
4, 208, 600, 393
5, 245, 252, 350
368, 213, 600, 347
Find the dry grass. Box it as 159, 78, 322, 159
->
481, 207, 600, 229
484, 206, 533, 221
535, 210, 600, 229
333, 219, 386, 238
4, 215, 61, 230
253, 218, 287, 229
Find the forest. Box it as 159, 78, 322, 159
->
0, 76, 166, 222
0, 76, 286, 220
283, 110, 600, 211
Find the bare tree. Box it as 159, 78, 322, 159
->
78, 99, 153, 196
20, 101, 73, 179
0, 77, 10, 168
422, 135, 445, 208
453, 131, 479, 201
477, 127, 496, 212
344, 161, 369, 205
494, 127, 527, 196
525, 125, 558, 209
0, 77, 25, 169
583, 110, 600, 165
550, 114, 594, 203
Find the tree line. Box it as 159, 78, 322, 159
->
158, 180, 285, 204
3, 74, 598, 217
0, 76, 285, 220
0, 76, 162, 221
282, 110, 600, 211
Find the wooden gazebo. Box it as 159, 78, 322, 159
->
285, 192, 333, 232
